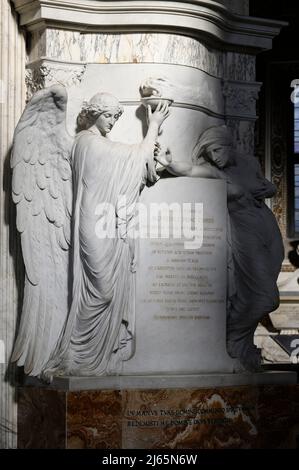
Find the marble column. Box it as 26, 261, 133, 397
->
0, 0, 26, 449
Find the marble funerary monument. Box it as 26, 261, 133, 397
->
1, 0, 298, 450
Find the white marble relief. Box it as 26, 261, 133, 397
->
155, 125, 284, 371
11, 83, 170, 378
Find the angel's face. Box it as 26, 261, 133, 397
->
96, 111, 120, 136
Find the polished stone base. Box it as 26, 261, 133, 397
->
25, 371, 297, 391
18, 373, 299, 449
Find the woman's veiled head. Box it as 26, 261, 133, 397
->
77, 92, 124, 134
192, 125, 233, 169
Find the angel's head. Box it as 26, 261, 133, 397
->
77, 92, 124, 135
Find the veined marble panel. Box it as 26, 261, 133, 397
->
30, 30, 227, 78
17, 384, 299, 449
29, 30, 256, 83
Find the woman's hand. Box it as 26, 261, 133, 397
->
227, 182, 245, 201
147, 101, 170, 128
154, 144, 172, 167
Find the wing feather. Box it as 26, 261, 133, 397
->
12, 161, 25, 195
16, 198, 30, 234
11, 85, 73, 376
36, 163, 48, 190
23, 163, 36, 202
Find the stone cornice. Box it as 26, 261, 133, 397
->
12, 0, 287, 52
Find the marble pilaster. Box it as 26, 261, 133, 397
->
0, 0, 26, 449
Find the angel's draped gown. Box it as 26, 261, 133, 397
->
225, 153, 284, 365
46, 129, 157, 376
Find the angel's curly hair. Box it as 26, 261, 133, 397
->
76, 92, 124, 132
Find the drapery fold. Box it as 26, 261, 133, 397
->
44, 130, 157, 376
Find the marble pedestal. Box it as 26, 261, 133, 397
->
18, 372, 298, 449
124, 178, 236, 375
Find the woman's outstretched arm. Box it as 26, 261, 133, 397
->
156, 151, 244, 201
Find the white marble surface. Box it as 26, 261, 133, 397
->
123, 178, 235, 375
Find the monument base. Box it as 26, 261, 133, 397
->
18, 372, 299, 449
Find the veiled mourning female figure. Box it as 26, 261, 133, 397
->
156, 125, 284, 371
11, 85, 169, 377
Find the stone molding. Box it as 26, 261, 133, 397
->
12, 0, 286, 52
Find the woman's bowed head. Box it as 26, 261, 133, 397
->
154, 126, 243, 202
192, 125, 233, 168
155, 125, 234, 173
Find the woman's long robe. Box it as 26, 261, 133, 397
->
225, 154, 284, 367
45, 130, 157, 376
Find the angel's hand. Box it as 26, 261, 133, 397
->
147, 101, 170, 127
155, 148, 172, 167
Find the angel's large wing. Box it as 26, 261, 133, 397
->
11, 85, 73, 376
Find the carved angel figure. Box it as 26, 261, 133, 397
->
11, 85, 169, 377
11, 86, 73, 376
